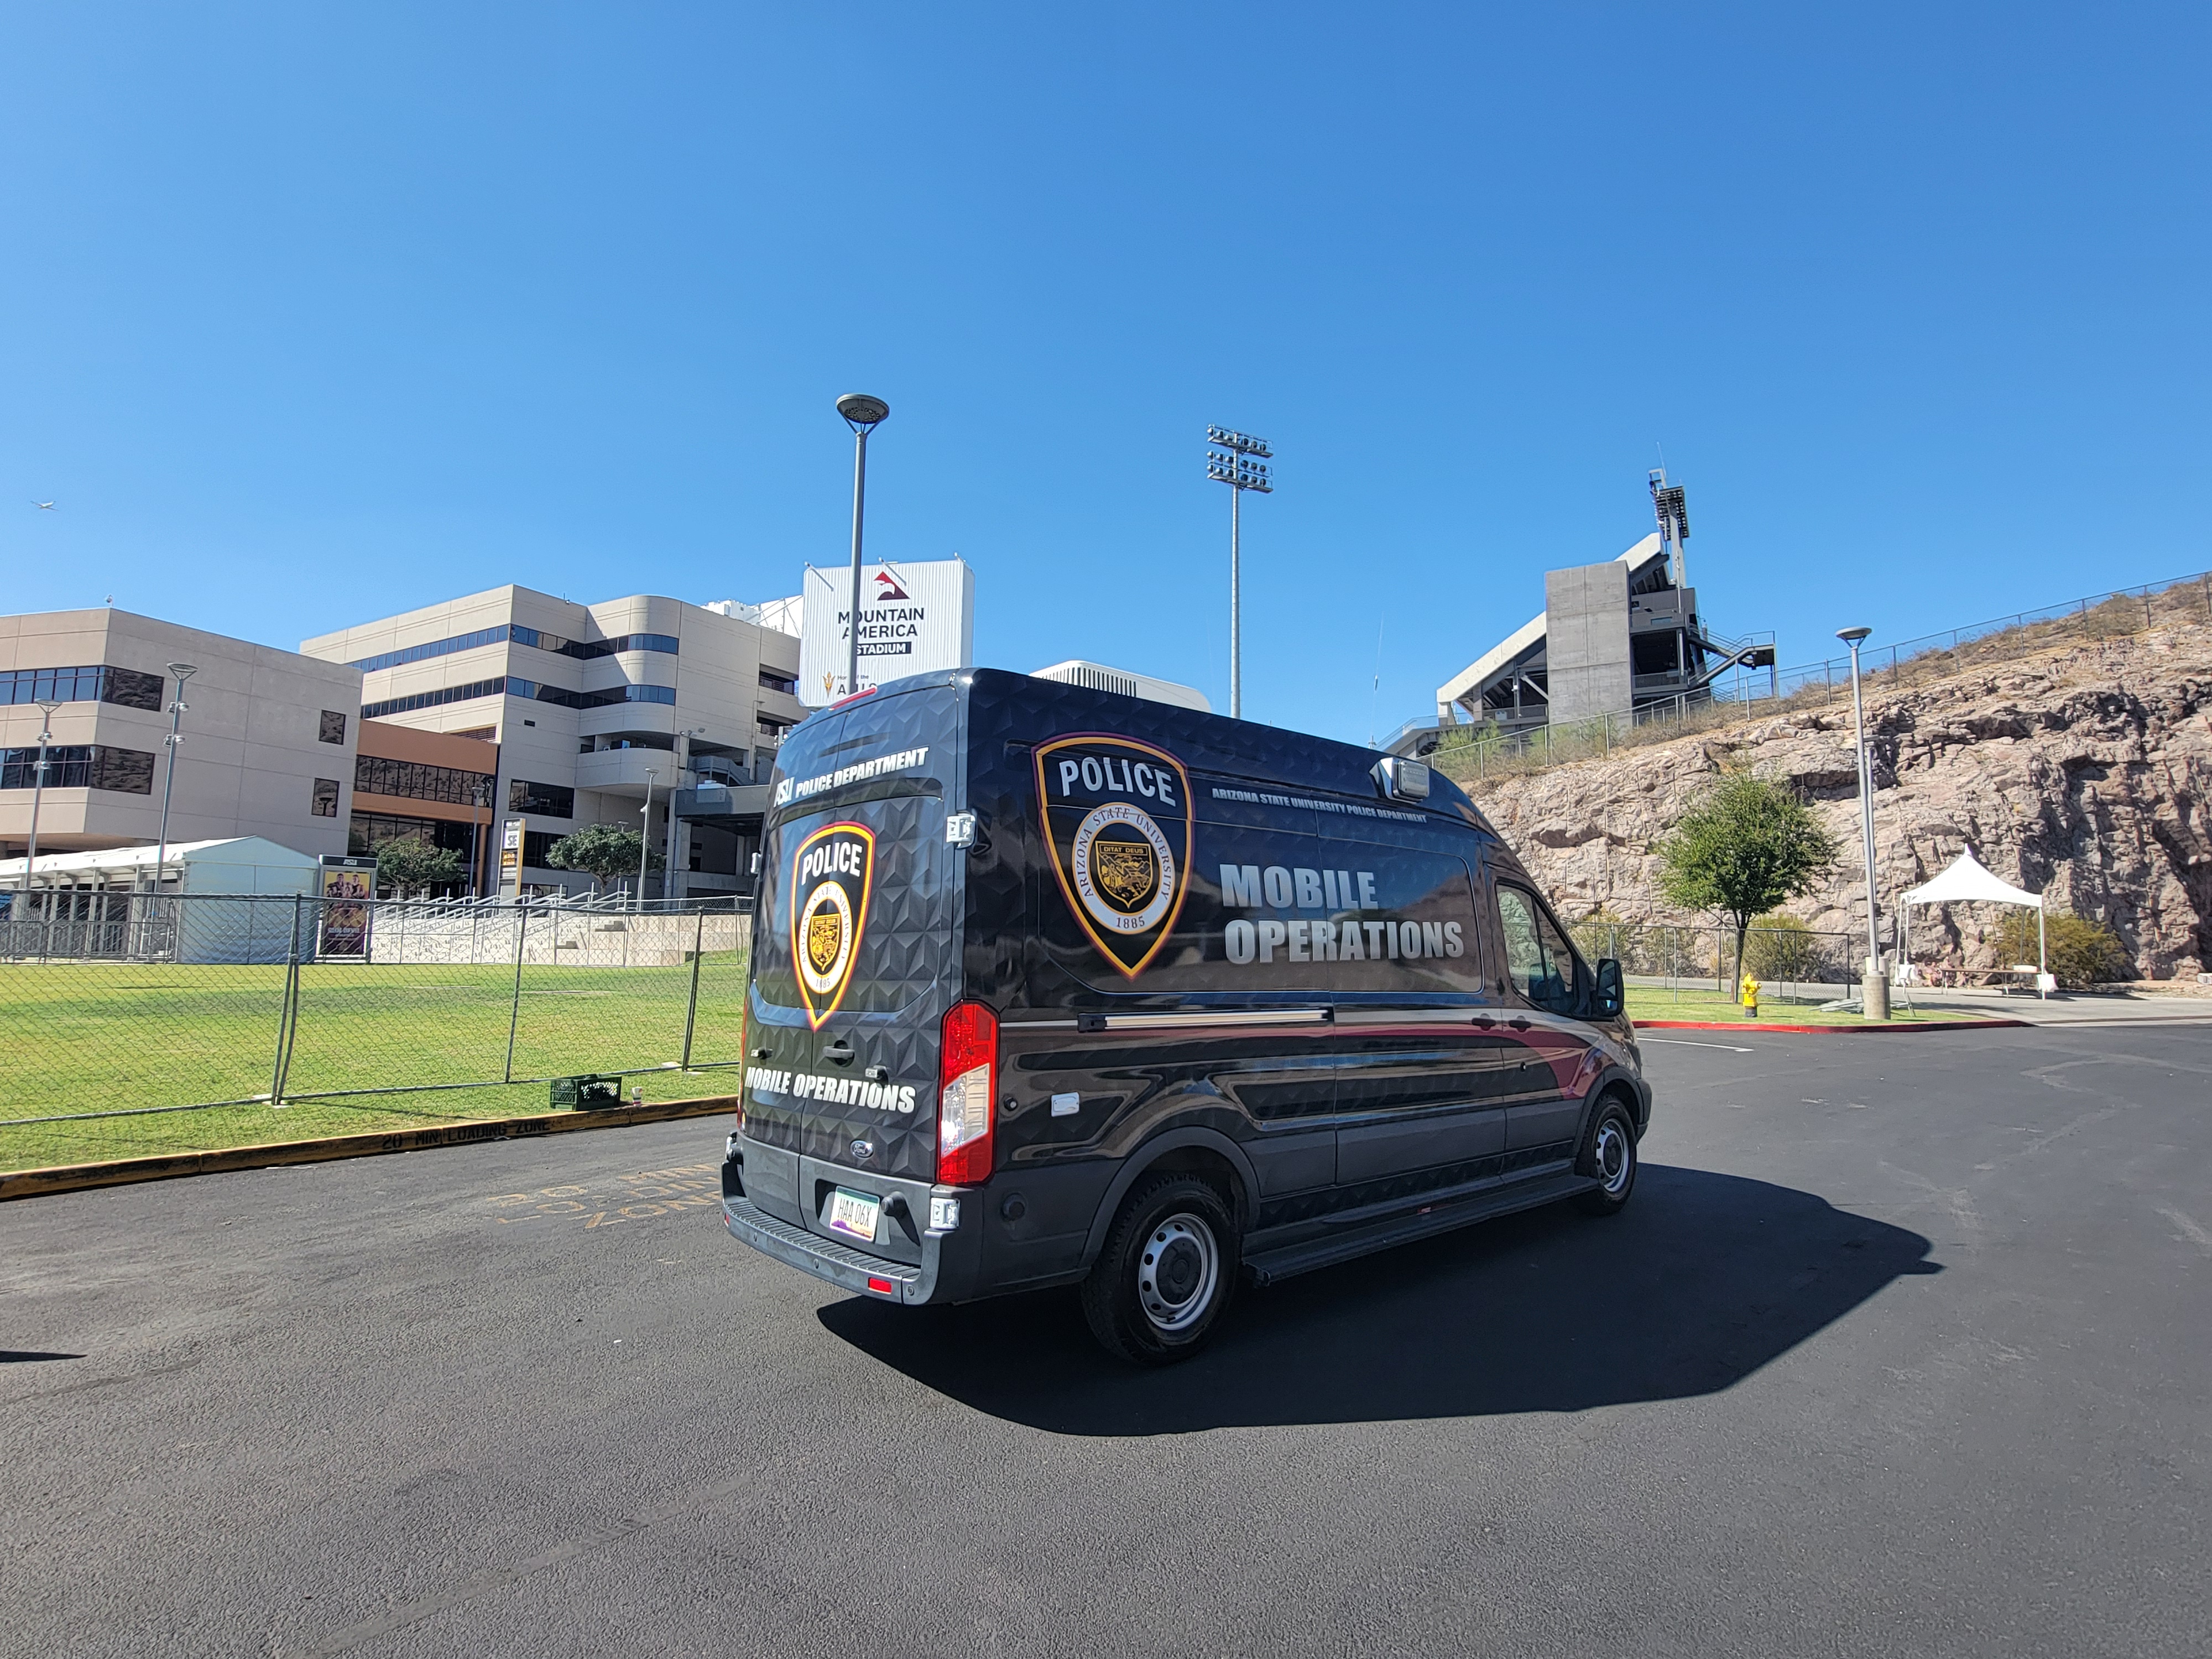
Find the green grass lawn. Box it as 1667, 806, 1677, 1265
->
0, 953, 1985, 1176
0, 952, 751, 1173
1625, 985, 1983, 1026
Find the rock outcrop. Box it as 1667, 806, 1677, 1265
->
1454, 624, 2212, 978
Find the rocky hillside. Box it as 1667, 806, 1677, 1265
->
1454, 620, 2212, 979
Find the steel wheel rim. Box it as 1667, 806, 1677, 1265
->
1136, 1212, 1219, 1333
1595, 1119, 1631, 1194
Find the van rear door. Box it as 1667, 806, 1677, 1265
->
742, 685, 962, 1206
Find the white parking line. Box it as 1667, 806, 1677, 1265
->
1642, 1037, 1756, 1053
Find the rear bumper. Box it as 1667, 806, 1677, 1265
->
721, 1188, 953, 1305
721, 1134, 983, 1306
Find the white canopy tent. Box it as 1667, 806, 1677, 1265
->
1899, 849, 2050, 997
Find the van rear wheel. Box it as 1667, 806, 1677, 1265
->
1081, 1173, 1239, 1365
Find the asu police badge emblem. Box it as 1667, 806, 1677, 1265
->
1034, 734, 1192, 978
788, 821, 875, 1028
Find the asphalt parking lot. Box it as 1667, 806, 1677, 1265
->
6, 1024, 2209, 1657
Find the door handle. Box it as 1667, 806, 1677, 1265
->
750, 1046, 774, 1060
1471, 1015, 1495, 1028
823, 1039, 855, 1064
1507, 1017, 1532, 1031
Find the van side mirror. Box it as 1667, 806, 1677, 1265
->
1592, 958, 1624, 1020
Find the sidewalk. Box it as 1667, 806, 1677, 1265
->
1903, 987, 2212, 1027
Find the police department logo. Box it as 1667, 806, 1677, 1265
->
787, 822, 874, 1028
1035, 734, 1192, 978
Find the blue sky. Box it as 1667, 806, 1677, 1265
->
4, 4, 2205, 744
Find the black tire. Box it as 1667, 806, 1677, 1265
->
1574, 1096, 1639, 1217
1079, 1173, 1240, 1365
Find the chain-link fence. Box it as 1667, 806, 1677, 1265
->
0, 892, 754, 1129
1567, 918, 1869, 1009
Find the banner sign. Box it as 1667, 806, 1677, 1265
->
498, 816, 525, 898
316, 855, 377, 959
799, 557, 974, 706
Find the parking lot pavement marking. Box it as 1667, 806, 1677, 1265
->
482, 1161, 721, 1233
1643, 1037, 1756, 1052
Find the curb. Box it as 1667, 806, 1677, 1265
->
0, 1095, 740, 1204
1638, 1018, 2032, 1034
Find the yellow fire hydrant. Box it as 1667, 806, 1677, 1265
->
1739, 972, 1761, 1020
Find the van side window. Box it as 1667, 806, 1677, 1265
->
1498, 886, 1579, 1015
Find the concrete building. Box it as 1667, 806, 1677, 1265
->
1423, 534, 1772, 741
347, 719, 502, 890
2, 608, 363, 868
300, 586, 807, 897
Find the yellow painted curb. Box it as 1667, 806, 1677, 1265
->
0, 1095, 740, 1203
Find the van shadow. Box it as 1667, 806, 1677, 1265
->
816, 1165, 1939, 1434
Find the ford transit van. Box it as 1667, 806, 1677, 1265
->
722, 669, 1648, 1363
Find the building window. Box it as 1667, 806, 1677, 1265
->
347, 625, 679, 674
522, 828, 566, 869
359, 675, 680, 720
0, 664, 166, 710
759, 667, 797, 695
311, 778, 341, 817
508, 779, 576, 818
349, 811, 474, 857
758, 716, 793, 743
0, 744, 156, 794
354, 754, 495, 806
319, 711, 348, 744
362, 677, 508, 719
452, 726, 495, 741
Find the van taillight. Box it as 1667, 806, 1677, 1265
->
936, 1001, 998, 1185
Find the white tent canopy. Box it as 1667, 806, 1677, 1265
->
1898, 849, 2049, 994
1901, 850, 2042, 911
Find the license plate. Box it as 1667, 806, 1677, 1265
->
826, 1188, 881, 1243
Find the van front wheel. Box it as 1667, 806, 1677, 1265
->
1575, 1097, 1639, 1217
1081, 1174, 1239, 1365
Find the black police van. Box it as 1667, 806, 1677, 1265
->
722, 667, 1648, 1363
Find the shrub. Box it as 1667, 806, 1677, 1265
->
1994, 907, 2131, 988
1743, 913, 1830, 983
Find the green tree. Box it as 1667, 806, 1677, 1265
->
1994, 907, 2130, 988
1655, 772, 1841, 996
372, 835, 464, 897
546, 823, 662, 894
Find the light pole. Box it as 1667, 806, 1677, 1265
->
19, 698, 62, 901
836, 393, 891, 701
1837, 627, 1887, 1019
1206, 426, 1273, 720
466, 775, 491, 899
637, 768, 659, 909
152, 662, 199, 895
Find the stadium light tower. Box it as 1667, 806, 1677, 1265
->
1207, 426, 1273, 720
1649, 468, 1689, 589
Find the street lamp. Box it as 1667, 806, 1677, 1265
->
19, 698, 62, 898
152, 662, 199, 896
1837, 627, 1886, 1019
837, 393, 891, 701
1206, 425, 1273, 720
637, 768, 659, 909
